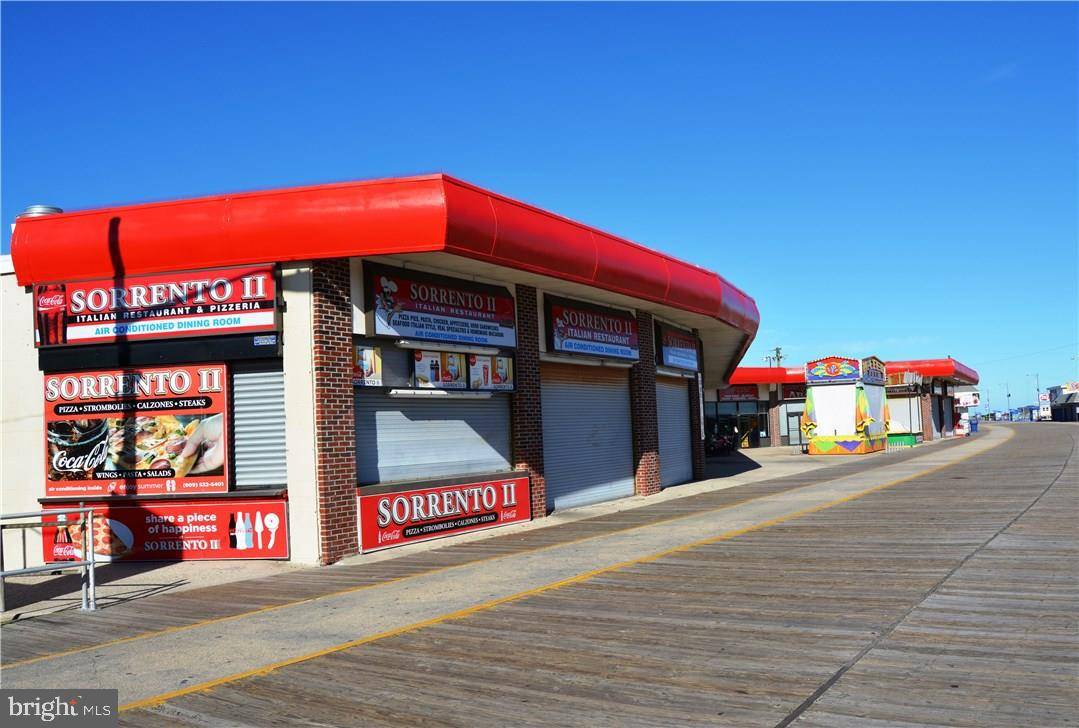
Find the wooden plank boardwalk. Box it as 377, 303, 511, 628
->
1, 438, 968, 666
116, 423, 1077, 727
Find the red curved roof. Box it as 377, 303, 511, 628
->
885, 358, 979, 385
729, 366, 805, 385
9, 174, 758, 339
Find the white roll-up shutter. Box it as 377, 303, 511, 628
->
231, 369, 287, 489
355, 392, 511, 485
889, 395, 915, 433
541, 364, 634, 510
656, 377, 692, 488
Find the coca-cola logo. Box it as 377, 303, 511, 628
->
51, 441, 108, 473
37, 293, 66, 311
52, 543, 78, 559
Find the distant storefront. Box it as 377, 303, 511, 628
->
725, 357, 979, 450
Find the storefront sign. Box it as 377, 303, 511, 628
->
34, 265, 277, 347
861, 356, 886, 386
469, 354, 514, 391
719, 384, 758, 402
658, 324, 699, 371
413, 351, 467, 389
42, 498, 288, 562
1063, 382, 1079, 395
358, 474, 531, 552
43, 364, 229, 497
805, 356, 860, 384
546, 295, 639, 360
782, 384, 807, 400
353, 345, 383, 386
956, 392, 982, 408
1038, 392, 1050, 402
368, 264, 516, 348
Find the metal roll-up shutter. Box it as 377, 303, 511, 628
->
232, 368, 287, 489
931, 395, 943, 438
943, 397, 955, 436
657, 377, 692, 488
355, 392, 511, 485
541, 364, 634, 510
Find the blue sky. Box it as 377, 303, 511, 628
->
3, 2, 1076, 407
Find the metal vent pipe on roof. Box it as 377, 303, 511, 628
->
17, 205, 63, 218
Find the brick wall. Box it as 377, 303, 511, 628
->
511, 285, 547, 518
311, 259, 359, 564
630, 311, 660, 496
920, 393, 934, 441
688, 372, 706, 479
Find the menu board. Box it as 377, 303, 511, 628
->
353, 345, 383, 386
368, 263, 517, 348
42, 498, 289, 562
469, 354, 514, 391
546, 295, 639, 360
861, 356, 887, 386
34, 265, 277, 347
413, 351, 467, 389
43, 364, 229, 497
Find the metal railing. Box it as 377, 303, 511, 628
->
0, 507, 97, 613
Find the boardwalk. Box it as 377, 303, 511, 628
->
4, 424, 1077, 727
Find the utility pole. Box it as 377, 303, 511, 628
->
1027, 372, 1040, 400
772, 346, 783, 368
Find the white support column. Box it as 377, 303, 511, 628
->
1, 260, 46, 568
281, 264, 322, 565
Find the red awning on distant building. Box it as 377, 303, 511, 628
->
730, 358, 979, 386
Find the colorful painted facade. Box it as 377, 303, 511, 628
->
802, 355, 888, 456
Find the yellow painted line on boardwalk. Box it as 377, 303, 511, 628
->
3, 481, 821, 670
0, 447, 893, 669
3, 432, 997, 672
120, 428, 1011, 713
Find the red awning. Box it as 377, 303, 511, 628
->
885, 358, 979, 385
730, 358, 979, 386
9, 174, 758, 340
729, 367, 805, 385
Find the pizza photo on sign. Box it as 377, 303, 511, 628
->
107, 415, 221, 478
53, 514, 135, 562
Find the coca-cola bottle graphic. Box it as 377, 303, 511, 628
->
35, 283, 68, 346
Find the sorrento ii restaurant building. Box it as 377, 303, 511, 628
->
2, 174, 759, 567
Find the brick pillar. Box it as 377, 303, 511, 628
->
630, 311, 660, 496
511, 285, 547, 518
688, 373, 706, 480
920, 393, 934, 442
768, 386, 782, 446
311, 259, 359, 564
